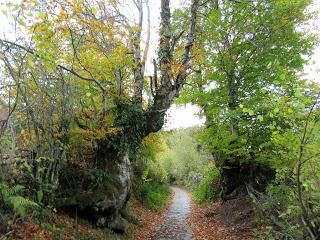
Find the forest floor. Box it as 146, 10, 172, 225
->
188, 195, 257, 240
5, 193, 174, 240
124, 192, 174, 239
8, 187, 257, 240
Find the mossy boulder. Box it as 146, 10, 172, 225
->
57, 153, 131, 233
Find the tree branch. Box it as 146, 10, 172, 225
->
0, 39, 111, 89
142, 0, 151, 76
146, 0, 200, 134
175, 0, 200, 91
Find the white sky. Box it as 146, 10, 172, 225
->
164, 103, 205, 130
0, 0, 319, 130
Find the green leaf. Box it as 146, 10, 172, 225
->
1, 9, 8, 16
267, 61, 272, 69
37, 190, 44, 203
279, 74, 286, 81
91, 7, 97, 14
38, 12, 46, 19
27, 58, 34, 67
18, 18, 26, 27
257, 115, 263, 122
294, 90, 301, 97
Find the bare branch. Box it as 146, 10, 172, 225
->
132, 0, 144, 104
153, 59, 158, 93
149, 76, 154, 98
175, 0, 200, 90
142, 0, 151, 75
146, 0, 200, 134
170, 30, 185, 54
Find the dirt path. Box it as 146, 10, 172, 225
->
151, 187, 192, 240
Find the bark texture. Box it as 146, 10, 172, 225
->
94, 153, 131, 232
58, 143, 132, 232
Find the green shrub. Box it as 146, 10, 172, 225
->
120, 206, 140, 225
255, 178, 320, 239
255, 183, 302, 239
134, 181, 171, 211
193, 163, 220, 204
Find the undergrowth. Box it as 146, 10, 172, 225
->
134, 181, 171, 211
192, 163, 220, 204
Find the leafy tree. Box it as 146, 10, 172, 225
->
131, 133, 171, 211
180, 0, 316, 200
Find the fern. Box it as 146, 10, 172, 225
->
1, 184, 24, 199
0, 182, 38, 217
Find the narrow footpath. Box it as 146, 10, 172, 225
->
151, 187, 192, 240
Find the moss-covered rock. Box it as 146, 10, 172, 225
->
57, 151, 131, 233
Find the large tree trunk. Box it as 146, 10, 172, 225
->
98, 0, 199, 227
57, 140, 132, 233
93, 151, 131, 232
214, 150, 275, 201
220, 161, 275, 201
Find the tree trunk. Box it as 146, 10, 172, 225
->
93, 151, 131, 232
218, 157, 275, 201
57, 141, 132, 232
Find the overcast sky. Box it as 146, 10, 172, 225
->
0, 0, 319, 130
